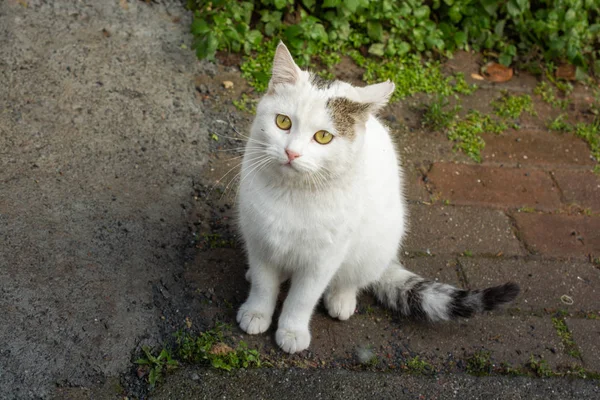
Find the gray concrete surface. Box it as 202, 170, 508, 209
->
0, 1, 211, 398
153, 368, 600, 400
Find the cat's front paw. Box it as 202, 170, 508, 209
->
324, 290, 357, 321
275, 327, 311, 353
237, 305, 271, 334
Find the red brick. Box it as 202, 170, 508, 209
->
460, 258, 600, 312
514, 213, 600, 258
482, 130, 594, 167
567, 319, 600, 372
553, 170, 600, 213
405, 205, 525, 256
427, 163, 562, 211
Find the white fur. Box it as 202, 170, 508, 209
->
236, 43, 406, 353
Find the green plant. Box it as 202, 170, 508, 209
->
447, 110, 506, 162
527, 355, 554, 378
466, 351, 493, 376
135, 346, 179, 386
232, 93, 258, 114
405, 356, 434, 374
534, 81, 570, 109
552, 317, 581, 358
422, 96, 461, 131
189, 0, 600, 78
492, 93, 535, 119
175, 325, 263, 371
548, 114, 574, 132
573, 120, 600, 172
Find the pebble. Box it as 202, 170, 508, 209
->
222, 81, 234, 89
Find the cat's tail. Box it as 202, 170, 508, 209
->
371, 261, 519, 321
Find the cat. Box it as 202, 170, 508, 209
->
236, 42, 519, 354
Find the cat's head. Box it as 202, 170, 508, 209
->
248, 42, 394, 186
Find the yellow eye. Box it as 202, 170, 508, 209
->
314, 130, 333, 145
275, 114, 292, 130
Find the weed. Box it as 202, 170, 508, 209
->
404, 356, 434, 375
493, 93, 536, 120
201, 233, 235, 249
534, 81, 570, 109
548, 114, 574, 132
573, 121, 600, 172
232, 93, 258, 114
447, 110, 506, 162
135, 346, 179, 386
551, 317, 581, 358
527, 355, 554, 378
462, 250, 473, 257
518, 207, 536, 213
422, 96, 461, 131
466, 351, 493, 376
175, 325, 264, 372
353, 52, 477, 102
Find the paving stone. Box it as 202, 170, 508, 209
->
514, 213, 600, 258
396, 315, 570, 369
405, 205, 525, 256
403, 165, 429, 201
481, 130, 593, 167
460, 258, 600, 312
401, 256, 465, 288
427, 163, 562, 211
553, 170, 600, 213
566, 319, 600, 372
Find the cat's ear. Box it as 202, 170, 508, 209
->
353, 80, 395, 114
268, 42, 301, 92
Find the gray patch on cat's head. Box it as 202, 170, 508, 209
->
326, 97, 370, 139
310, 73, 334, 90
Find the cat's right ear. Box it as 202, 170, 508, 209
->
268, 42, 301, 93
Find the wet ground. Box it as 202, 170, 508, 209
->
1, 1, 599, 399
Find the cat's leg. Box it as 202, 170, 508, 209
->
276, 267, 337, 353
324, 284, 357, 321
237, 256, 280, 335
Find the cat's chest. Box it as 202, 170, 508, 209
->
242, 186, 358, 250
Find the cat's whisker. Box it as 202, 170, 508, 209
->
219, 155, 271, 200
206, 154, 268, 199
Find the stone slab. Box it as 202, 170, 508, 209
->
553, 170, 600, 213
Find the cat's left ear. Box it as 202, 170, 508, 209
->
353, 80, 395, 114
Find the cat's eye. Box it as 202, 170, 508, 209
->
314, 130, 333, 145
275, 114, 292, 130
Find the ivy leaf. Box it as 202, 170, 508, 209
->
367, 21, 383, 41
191, 18, 210, 35
454, 31, 467, 47
397, 41, 411, 55
368, 43, 385, 56
322, 0, 339, 7
273, 0, 288, 10
499, 52, 512, 66
481, 0, 498, 16
344, 0, 360, 13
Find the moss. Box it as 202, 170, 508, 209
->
466, 351, 493, 376
552, 317, 582, 359
404, 356, 435, 375
492, 93, 536, 120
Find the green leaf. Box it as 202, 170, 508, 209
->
506, 1, 521, 17
135, 358, 150, 365
397, 41, 411, 55
302, 0, 316, 10
481, 0, 498, 16
367, 21, 383, 41
344, 0, 360, 13
413, 5, 430, 20
499, 53, 512, 66
323, 0, 339, 7
454, 31, 467, 47
273, 0, 288, 10
191, 18, 210, 35
368, 43, 385, 56
494, 19, 506, 37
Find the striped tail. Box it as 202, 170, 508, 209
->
371, 261, 519, 321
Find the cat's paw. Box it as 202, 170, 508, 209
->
324, 290, 357, 321
275, 327, 311, 353
237, 305, 271, 334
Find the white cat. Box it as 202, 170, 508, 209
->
236, 42, 519, 354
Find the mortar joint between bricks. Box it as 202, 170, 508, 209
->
548, 170, 568, 205
455, 257, 471, 290
504, 210, 537, 256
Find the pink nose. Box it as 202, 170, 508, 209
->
285, 149, 301, 162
